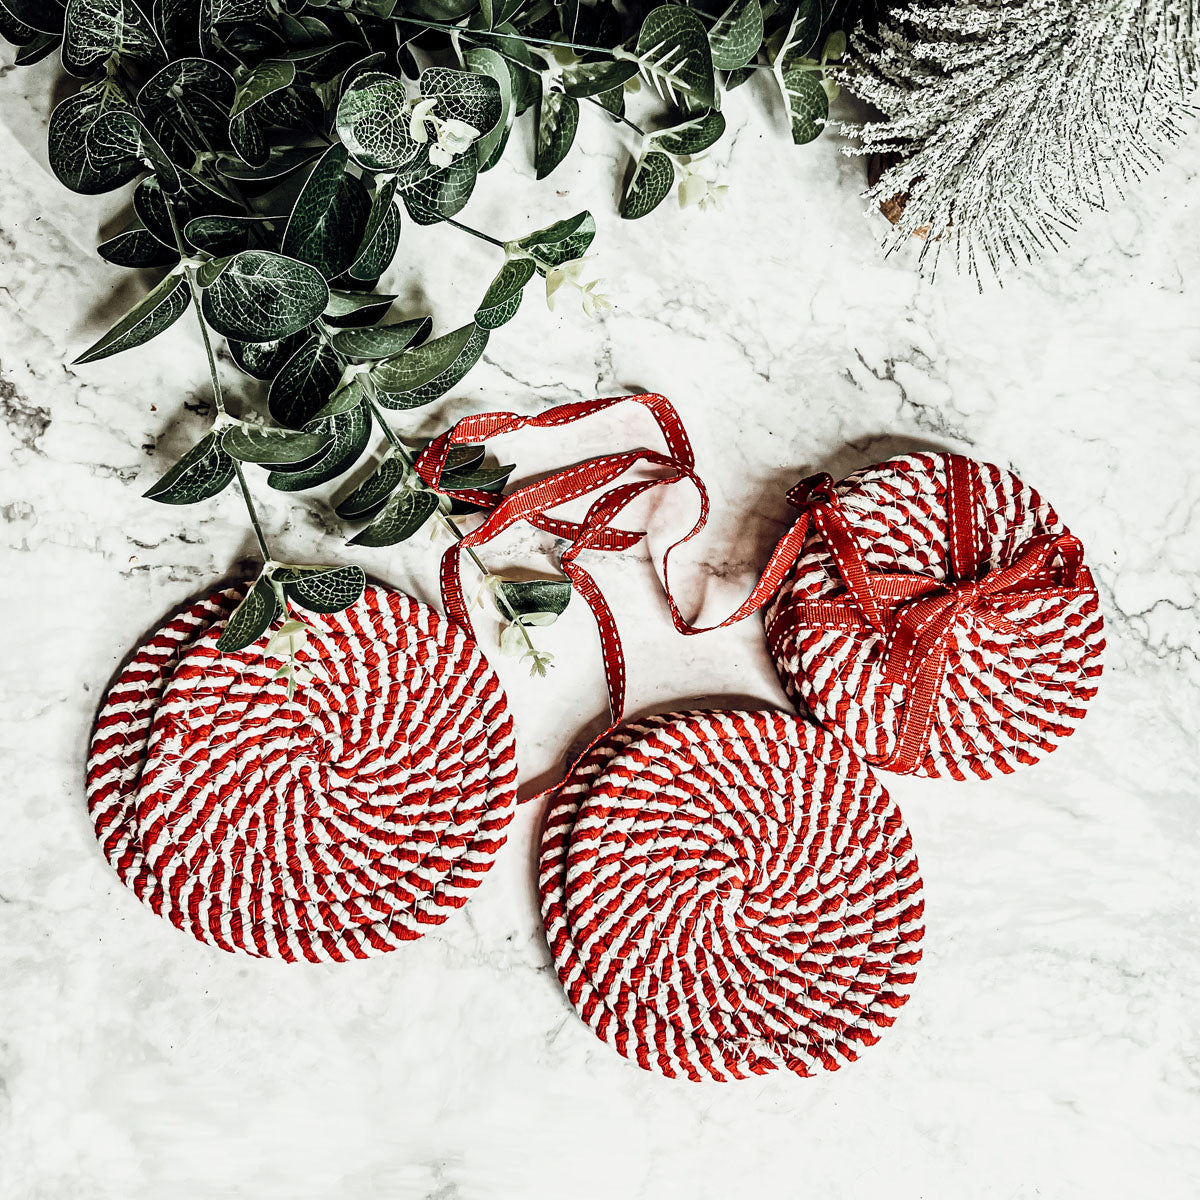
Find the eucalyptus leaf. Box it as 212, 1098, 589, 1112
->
709, 0, 763, 71
229, 58, 297, 166
98, 223, 180, 269
620, 151, 675, 220
330, 318, 432, 360
0, 0, 64, 35
273, 564, 367, 613
397, 153, 479, 225
494, 578, 571, 619
267, 404, 371, 491
228, 332, 307, 382
348, 177, 401, 282
464, 46, 512, 170
74, 273, 190, 364
475, 257, 535, 329
535, 89, 578, 180
268, 335, 345, 428
560, 61, 638, 99
634, 5, 717, 113
335, 70, 421, 172
335, 452, 410, 520
442, 460, 515, 489
779, 66, 828, 145
651, 110, 726, 156
282, 143, 371, 279
200, 250, 330, 343
324, 290, 396, 324
216, 577, 280, 653
185, 214, 279, 256
143, 430, 236, 505
48, 84, 144, 195
221, 422, 332, 465
371, 322, 488, 409
516, 211, 595, 270
347, 486, 439, 548
15, 33, 60, 64
419, 66, 502, 139
62, 0, 163, 75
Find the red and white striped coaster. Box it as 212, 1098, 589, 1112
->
86, 584, 517, 960
539, 710, 925, 1082
764, 453, 1105, 780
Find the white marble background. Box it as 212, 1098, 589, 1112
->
2, 45, 1199, 1200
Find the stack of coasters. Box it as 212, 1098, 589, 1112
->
86, 584, 517, 961
765, 453, 1105, 779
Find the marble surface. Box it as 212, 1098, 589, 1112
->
3, 47, 1200, 1200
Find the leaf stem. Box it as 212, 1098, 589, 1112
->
443, 216, 507, 250
162, 193, 274, 563
581, 94, 647, 136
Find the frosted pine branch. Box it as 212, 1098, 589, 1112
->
843, 0, 1200, 278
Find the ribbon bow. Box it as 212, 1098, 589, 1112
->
768, 458, 1090, 774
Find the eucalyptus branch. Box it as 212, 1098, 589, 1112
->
359, 383, 546, 666
162, 193, 274, 563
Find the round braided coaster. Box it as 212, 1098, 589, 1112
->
86, 583, 517, 961
539, 710, 925, 1082
765, 453, 1105, 780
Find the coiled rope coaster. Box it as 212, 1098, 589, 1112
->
539, 710, 925, 1082
763, 453, 1105, 780
86, 583, 517, 960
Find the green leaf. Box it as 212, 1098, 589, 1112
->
324, 290, 396, 325
494, 578, 571, 620
620, 152, 675, 220
419, 67, 502, 139
651, 109, 726, 156
779, 66, 828, 145
348, 487, 439, 548
62, 0, 163, 75
216, 577, 280, 653
216, 146, 322, 183
634, 5, 717, 112
15, 32, 61, 65
138, 57, 235, 164
228, 333, 307, 382
48, 84, 144, 195
143, 430, 235, 505
221, 423, 332, 465
398, 154, 479, 225
516, 211, 596, 270
98, 223, 179, 269
0, 0, 64, 35
282, 143, 371, 280
464, 47, 512, 171
348, 177, 401, 282
335, 452, 410, 520
267, 404, 371, 491
184, 214, 278, 257
371, 322, 489, 409
268, 335, 344, 428
229, 58, 298, 167
273, 564, 366, 613
330, 318, 432, 360
560, 60, 638, 98
87, 108, 181, 193
535, 89, 578, 180
709, 0, 763, 71
336, 71, 421, 172
442, 459, 514, 489
74, 273, 190, 365
475, 257, 535, 330
200, 250, 330, 343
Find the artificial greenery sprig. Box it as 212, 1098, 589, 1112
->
0, 0, 851, 672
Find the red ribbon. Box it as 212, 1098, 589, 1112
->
418, 397, 1091, 777
766, 458, 1089, 773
